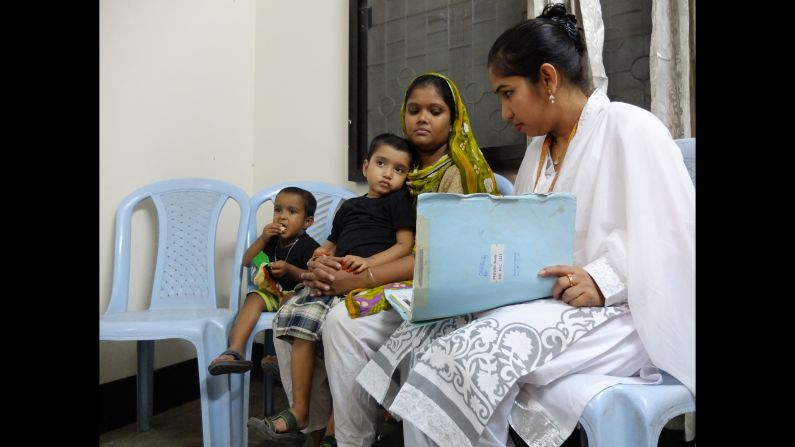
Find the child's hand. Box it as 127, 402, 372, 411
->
262, 222, 285, 241
312, 248, 330, 258
268, 260, 289, 278
341, 255, 369, 273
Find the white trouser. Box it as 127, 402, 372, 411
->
402, 313, 654, 447
273, 334, 333, 433
322, 301, 404, 447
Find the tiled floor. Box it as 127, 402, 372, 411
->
98, 372, 403, 447
99, 371, 691, 447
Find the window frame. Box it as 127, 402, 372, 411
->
347, 0, 525, 182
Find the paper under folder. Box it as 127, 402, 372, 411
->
399, 192, 576, 322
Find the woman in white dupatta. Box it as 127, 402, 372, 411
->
353, 4, 694, 446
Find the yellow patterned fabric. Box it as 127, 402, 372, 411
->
402, 72, 498, 197
406, 154, 454, 199
250, 289, 280, 313
252, 263, 284, 301
345, 281, 413, 319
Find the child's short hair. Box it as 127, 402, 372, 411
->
366, 133, 413, 163
277, 187, 317, 218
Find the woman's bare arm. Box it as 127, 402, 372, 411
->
303, 253, 415, 296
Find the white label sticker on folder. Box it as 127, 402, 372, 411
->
490, 244, 504, 282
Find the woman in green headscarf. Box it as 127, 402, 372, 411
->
402, 72, 499, 197
307, 73, 499, 302
299, 73, 498, 446
342, 73, 498, 317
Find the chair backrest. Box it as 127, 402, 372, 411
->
106, 178, 251, 314
674, 138, 695, 186
248, 181, 358, 252
493, 172, 514, 195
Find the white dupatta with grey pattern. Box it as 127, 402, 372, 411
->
357, 300, 628, 446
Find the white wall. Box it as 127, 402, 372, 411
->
99, 0, 256, 383
251, 1, 367, 234
254, 2, 363, 192
100, 0, 363, 384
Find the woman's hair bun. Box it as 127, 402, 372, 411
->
540, 3, 582, 51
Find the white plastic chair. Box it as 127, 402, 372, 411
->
578, 138, 695, 447
230, 181, 357, 447
493, 172, 514, 195
100, 178, 251, 447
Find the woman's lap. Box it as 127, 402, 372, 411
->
374, 299, 638, 446
327, 297, 651, 445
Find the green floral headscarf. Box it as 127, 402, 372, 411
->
401, 72, 498, 197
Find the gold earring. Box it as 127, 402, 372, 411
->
548, 91, 556, 104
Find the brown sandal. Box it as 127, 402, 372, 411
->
207, 350, 252, 375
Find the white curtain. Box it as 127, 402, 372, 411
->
530, 0, 608, 92
529, 0, 696, 139
650, 0, 695, 138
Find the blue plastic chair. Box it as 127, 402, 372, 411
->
100, 178, 251, 447
230, 181, 357, 447
579, 371, 695, 447
493, 172, 514, 195
676, 138, 696, 186
578, 139, 695, 447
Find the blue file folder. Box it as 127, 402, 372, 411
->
406, 192, 576, 322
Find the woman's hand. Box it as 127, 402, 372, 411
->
539, 265, 605, 307
302, 256, 363, 296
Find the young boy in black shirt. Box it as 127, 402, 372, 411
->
208, 187, 319, 375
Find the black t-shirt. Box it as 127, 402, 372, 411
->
263, 232, 319, 291
328, 189, 416, 258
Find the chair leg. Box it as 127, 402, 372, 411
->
200, 324, 235, 447
136, 340, 154, 432
229, 373, 246, 447
264, 373, 274, 416
263, 329, 275, 416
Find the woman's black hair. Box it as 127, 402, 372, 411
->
402, 74, 457, 125
487, 3, 588, 92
